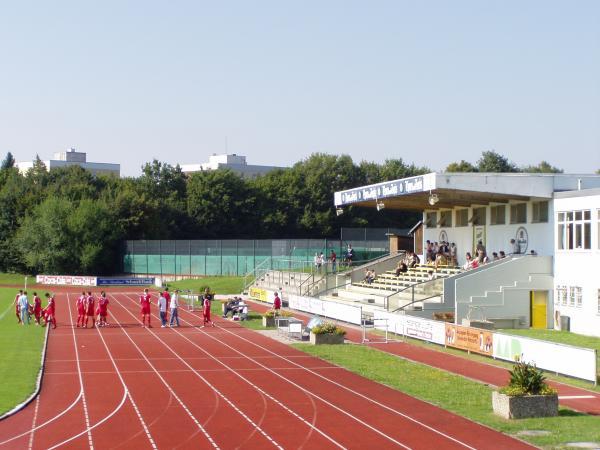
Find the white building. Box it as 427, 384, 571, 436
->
181, 154, 283, 178
16, 148, 120, 177
334, 172, 600, 336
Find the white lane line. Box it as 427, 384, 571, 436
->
172, 311, 410, 450
214, 318, 480, 450
112, 294, 283, 450
121, 295, 346, 450
106, 298, 218, 449
559, 395, 596, 400
45, 294, 136, 450
0, 303, 14, 321
27, 395, 41, 450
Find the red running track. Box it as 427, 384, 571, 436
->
0, 291, 536, 449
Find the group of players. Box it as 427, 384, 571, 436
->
139, 287, 215, 328
14, 290, 56, 328
76, 291, 110, 328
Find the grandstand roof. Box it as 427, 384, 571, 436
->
334, 172, 600, 211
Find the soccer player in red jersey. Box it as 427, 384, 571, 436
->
85, 291, 95, 328
98, 291, 109, 327
201, 288, 215, 327
140, 288, 152, 327
163, 288, 171, 323
32, 292, 42, 325
15, 290, 23, 324
76, 291, 86, 327
44, 293, 57, 329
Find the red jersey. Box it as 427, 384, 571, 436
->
34, 296, 42, 313
15, 294, 20, 313
140, 293, 151, 313
47, 297, 56, 315
273, 296, 281, 310
86, 295, 95, 314
98, 297, 109, 313
77, 295, 86, 313
164, 291, 171, 308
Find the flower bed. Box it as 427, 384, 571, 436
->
309, 322, 346, 345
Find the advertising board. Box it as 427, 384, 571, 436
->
36, 275, 97, 286
444, 323, 493, 356
97, 278, 155, 286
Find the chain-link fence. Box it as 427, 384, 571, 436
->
123, 236, 391, 277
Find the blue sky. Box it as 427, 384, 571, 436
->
1, 1, 598, 176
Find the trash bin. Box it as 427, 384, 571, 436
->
560, 315, 570, 332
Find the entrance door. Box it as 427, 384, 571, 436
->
530, 291, 548, 329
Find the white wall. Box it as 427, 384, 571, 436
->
553, 192, 600, 337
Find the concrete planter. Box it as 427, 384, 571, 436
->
310, 332, 345, 345
262, 316, 276, 327
492, 391, 558, 419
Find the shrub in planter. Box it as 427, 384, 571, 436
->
310, 322, 346, 345
262, 309, 291, 327
493, 359, 558, 419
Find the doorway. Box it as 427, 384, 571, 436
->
530, 291, 548, 329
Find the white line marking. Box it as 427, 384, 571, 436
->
113, 294, 284, 450
0, 302, 14, 321
106, 300, 218, 449
558, 395, 597, 400
121, 295, 347, 449
27, 395, 41, 450
183, 305, 479, 450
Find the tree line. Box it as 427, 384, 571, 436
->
0, 150, 578, 275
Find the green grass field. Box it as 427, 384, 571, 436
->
295, 343, 600, 449
0, 273, 35, 287
0, 287, 46, 415
165, 276, 244, 295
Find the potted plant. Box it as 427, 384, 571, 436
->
309, 322, 346, 345
261, 309, 291, 327
492, 359, 558, 419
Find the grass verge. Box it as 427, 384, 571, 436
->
294, 343, 600, 449
0, 287, 46, 415
0, 273, 36, 287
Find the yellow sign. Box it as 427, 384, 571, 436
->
249, 287, 268, 302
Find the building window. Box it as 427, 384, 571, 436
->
569, 287, 576, 307
455, 209, 468, 227
555, 286, 567, 305
532, 201, 549, 223
425, 211, 438, 228
490, 205, 506, 225
510, 203, 527, 224
439, 210, 452, 227
575, 287, 583, 308
557, 210, 591, 250
471, 207, 486, 226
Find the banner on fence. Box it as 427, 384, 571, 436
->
373, 311, 446, 345
97, 278, 155, 286
444, 323, 493, 356
36, 275, 97, 286
288, 294, 362, 325
493, 333, 597, 383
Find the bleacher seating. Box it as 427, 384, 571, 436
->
354, 264, 462, 291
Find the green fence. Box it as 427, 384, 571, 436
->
123, 238, 389, 276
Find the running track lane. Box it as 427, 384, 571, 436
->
248, 300, 600, 416
116, 292, 535, 450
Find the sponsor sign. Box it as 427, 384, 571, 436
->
373, 311, 446, 345
444, 323, 493, 356
288, 294, 363, 325
97, 278, 155, 286
493, 333, 597, 382
335, 175, 426, 206
249, 287, 268, 303
36, 275, 97, 286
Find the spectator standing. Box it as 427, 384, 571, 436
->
319, 252, 325, 273
273, 292, 282, 316
330, 250, 337, 273
476, 241, 487, 258
158, 292, 167, 327
314, 253, 320, 273
346, 244, 355, 267
163, 287, 171, 323
169, 290, 180, 327
449, 243, 458, 266
510, 238, 521, 254
18, 291, 31, 325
